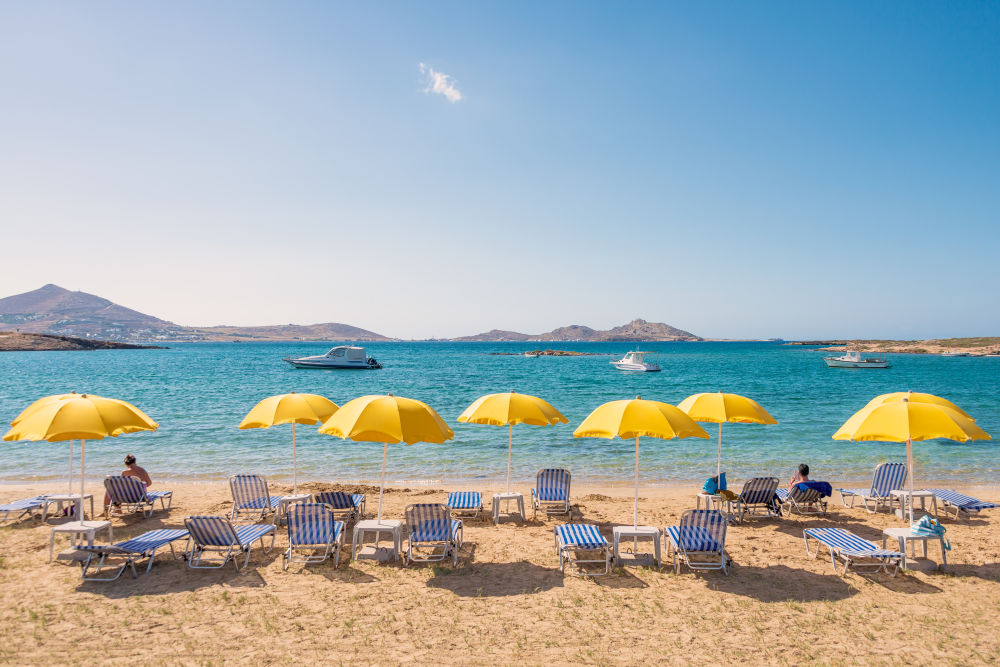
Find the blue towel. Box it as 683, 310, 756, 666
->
796, 481, 833, 497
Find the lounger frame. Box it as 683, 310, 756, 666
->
229, 474, 282, 523
803, 527, 902, 576
923, 488, 997, 520
665, 510, 729, 575
185, 516, 276, 571
0, 496, 47, 524
532, 469, 572, 519
839, 462, 907, 514
104, 476, 173, 518
554, 524, 611, 577
283, 503, 345, 570
76, 529, 190, 581
314, 491, 366, 525
404, 503, 462, 566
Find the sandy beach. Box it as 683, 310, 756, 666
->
2, 480, 999, 665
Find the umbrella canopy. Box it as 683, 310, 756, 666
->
458, 391, 567, 492
4, 394, 158, 521
833, 397, 990, 523
678, 392, 777, 478
574, 397, 709, 528
10, 391, 81, 493
239, 392, 339, 494
860, 391, 973, 420
318, 394, 453, 522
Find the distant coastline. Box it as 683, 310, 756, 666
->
0, 332, 165, 352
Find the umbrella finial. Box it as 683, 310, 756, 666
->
635, 395, 641, 400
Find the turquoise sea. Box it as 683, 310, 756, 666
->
0, 342, 997, 487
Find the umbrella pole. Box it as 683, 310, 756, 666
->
507, 424, 513, 494
907, 438, 915, 525
377, 442, 387, 524
68, 440, 74, 495
79, 439, 85, 523
634, 436, 640, 529
292, 422, 297, 495
718, 423, 722, 479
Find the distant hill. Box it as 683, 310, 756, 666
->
453, 318, 701, 342
0, 285, 391, 342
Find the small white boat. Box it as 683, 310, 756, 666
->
611, 350, 661, 372
941, 351, 969, 357
524, 351, 540, 358
284, 345, 382, 369
823, 350, 890, 369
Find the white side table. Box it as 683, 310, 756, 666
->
276, 493, 312, 525
353, 519, 403, 561
43, 494, 95, 522
882, 526, 947, 570
613, 525, 661, 567
50, 520, 112, 562
492, 492, 525, 525
891, 490, 939, 521
696, 493, 720, 510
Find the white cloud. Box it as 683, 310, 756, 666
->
419, 63, 463, 103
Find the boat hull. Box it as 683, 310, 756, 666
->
823, 358, 890, 369
283, 359, 382, 370
611, 363, 661, 372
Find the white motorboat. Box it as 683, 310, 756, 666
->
524, 351, 540, 358
284, 345, 383, 369
823, 350, 890, 368
611, 350, 661, 372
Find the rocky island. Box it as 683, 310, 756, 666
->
0, 332, 165, 351
789, 338, 1000, 356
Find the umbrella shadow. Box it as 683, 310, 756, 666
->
595, 567, 649, 589
934, 563, 1000, 582
319, 564, 380, 584
704, 565, 859, 602
426, 560, 565, 597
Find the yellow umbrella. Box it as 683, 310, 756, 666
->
678, 392, 777, 479
833, 397, 990, 523
10, 391, 82, 494
239, 392, 339, 494
457, 391, 567, 493
574, 396, 709, 528
318, 394, 454, 522
3, 394, 158, 521
861, 391, 973, 420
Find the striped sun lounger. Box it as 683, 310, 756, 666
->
0, 496, 47, 524
229, 474, 282, 523
554, 524, 611, 576
732, 477, 780, 522
315, 491, 366, 524
405, 504, 462, 566
75, 528, 190, 581
839, 462, 907, 514
776, 485, 829, 516
803, 527, 903, 576
665, 509, 729, 575
532, 469, 572, 519
446, 492, 484, 519
185, 516, 277, 571
284, 503, 345, 570
104, 476, 173, 518
923, 489, 998, 519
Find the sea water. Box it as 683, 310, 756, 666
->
0, 342, 997, 486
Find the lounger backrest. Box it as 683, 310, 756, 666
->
288, 503, 335, 546
447, 492, 481, 509
790, 485, 824, 503
230, 474, 270, 507
406, 503, 452, 542
104, 476, 148, 504
739, 477, 779, 504
185, 516, 240, 547
315, 491, 353, 510
536, 469, 571, 501
676, 510, 726, 552
555, 524, 607, 549
871, 463, 907, 497
0, 496, 46, 511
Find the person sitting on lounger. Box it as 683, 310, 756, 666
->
788, 463, 810, 490
103, 454, 153, 515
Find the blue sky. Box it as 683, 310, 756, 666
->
1, 2, 998, 339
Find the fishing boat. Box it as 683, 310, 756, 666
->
611, 350, 661, 372
823, 350, 890, 369
284, 345, 382, 369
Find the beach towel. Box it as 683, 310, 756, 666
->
795, 481, 833, 497
911, 514, 951, 551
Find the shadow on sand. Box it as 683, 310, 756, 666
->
426, 560, 565, 597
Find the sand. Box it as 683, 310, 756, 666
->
2, 480, 999, 665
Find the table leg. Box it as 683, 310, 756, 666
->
89, 496, 95, 520
897, 537, 907, 569
940, 537, 947, 570
49, 531, 55, 562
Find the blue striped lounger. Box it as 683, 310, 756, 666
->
923, 489, 997, 519
554, 524, 611, 576
185, 516, 277, 571
284, 503, 346, 570
665, 509, 729, 575
405, 504, 462, 566
446, 492, 483, 519
803, 527, 903, 576
733, 477, 780, 522
0, 496, 46, 524
104, 476, 173, 518
229, 474, 282, 523
839, 462, 907, 514
315, 491, 366, 524
75, 528, 190, 581
532, 469, 572, 519
775, 486, 828, 516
